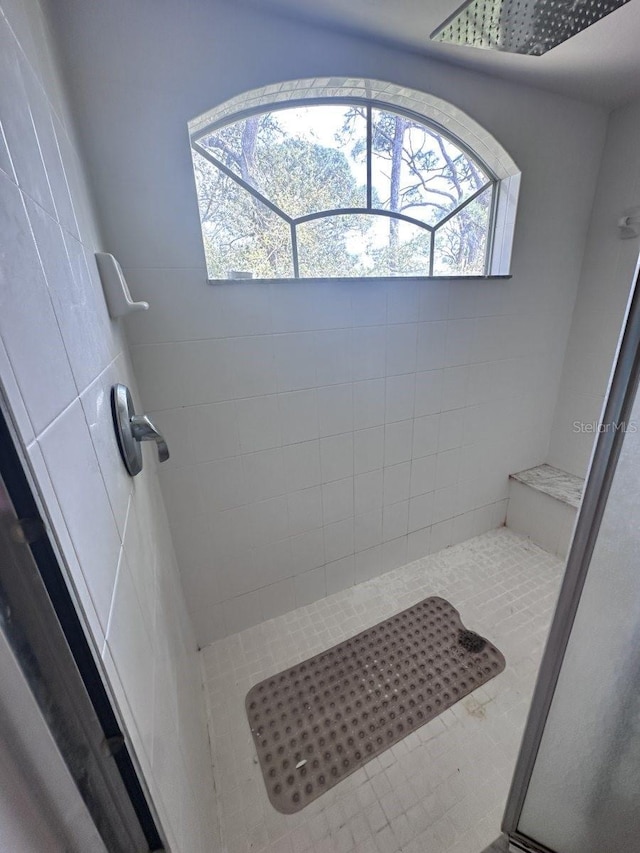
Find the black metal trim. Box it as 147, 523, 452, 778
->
0, 409, 165, 852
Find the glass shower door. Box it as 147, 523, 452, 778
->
503, 261, 640, 853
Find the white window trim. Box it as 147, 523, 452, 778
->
189, 78, 521, 279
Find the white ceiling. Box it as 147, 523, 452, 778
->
243, 0, 640, 107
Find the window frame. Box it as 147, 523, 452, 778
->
191, 95, 508, 281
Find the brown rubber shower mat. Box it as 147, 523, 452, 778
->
246, 596, 505, 813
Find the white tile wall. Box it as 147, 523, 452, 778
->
126, 274, 546, 644
548, 97, 640, 478
0, 3, 217, 850
51, 0, 607, 649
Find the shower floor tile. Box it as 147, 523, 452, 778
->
200, 528, 563, 853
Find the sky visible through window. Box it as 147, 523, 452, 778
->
191, 102, 494, 279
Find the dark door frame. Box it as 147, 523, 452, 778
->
0, 402, 166, 852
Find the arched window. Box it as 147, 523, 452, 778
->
189, 79, 520, 280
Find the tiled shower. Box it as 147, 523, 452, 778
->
2, 0, 640, 850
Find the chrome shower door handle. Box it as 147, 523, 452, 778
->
130, 415, 170, 463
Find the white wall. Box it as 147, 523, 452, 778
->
548, 97, 640, 478
53, 0, 607, 644
0, 2, 217, 850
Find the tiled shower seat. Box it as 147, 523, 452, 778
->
506, 464, 584, 559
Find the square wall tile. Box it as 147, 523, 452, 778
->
354, 379, 385, 430
325, 555, 355, 594
355, 469, 383, 515
259, 578, 296, 622
27, 440, 103, 647
0, 177, 76, 433
242, 448, 286, 501
355, 509, 382, 551
383, 462, 411, 506
355, 545, 382, 583
385, 374, 415, 423
80, 359, 133, 537
411, 454, 437, 497
189, 603, 227, 647
351, 326, 386, 380
251, 538, 293, 587
387, 281, 419, 324
199, 457, 246, 511
130, 343, 191, 411
278, 389, 319, 444
290, 528, 325, 574
273, 332, 317, 391
381, 535, 408, 572
386, 324, 417, 375
315, 329, 352, 385
385, 420, 413, 466
318, 384, 353, 437
324, 518, 355, 563
383, 501, 409, 542
236, 395, 280, 453
290, 527, 326, 575
227, 335, 278, 398
414, 370, 442, 417
190, 401, 240, 459
0, 21, 52, 213
243, 496, 289, 548
444, 319, 476, 367
408, 526, 431, 562
351, 326, 386, 381
183, 338, 240, 405
416, 322, 446, 371
0, 335, 34, 445
282, 440, 321, 491
441, 366, 469, 412
20, 57, 75, 232
412, 415, 439, 459
286, 485, 323, 536
322, 477, 354, 524
105, 551, 155, 762
224, 591, 262, 635
320, 433, 354, 483
294, 565, 326, 606
352, 283, 387, 326
419, 281, 449, 321
409, 493, 434, 533
158, 465, 201, 526
38, 399, 121, 632
354, 426, 384, 475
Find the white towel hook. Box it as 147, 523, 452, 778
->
618, 207, 640, 240
95, 252, 149, 317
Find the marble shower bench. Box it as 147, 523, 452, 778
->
506, 464, 584, 559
